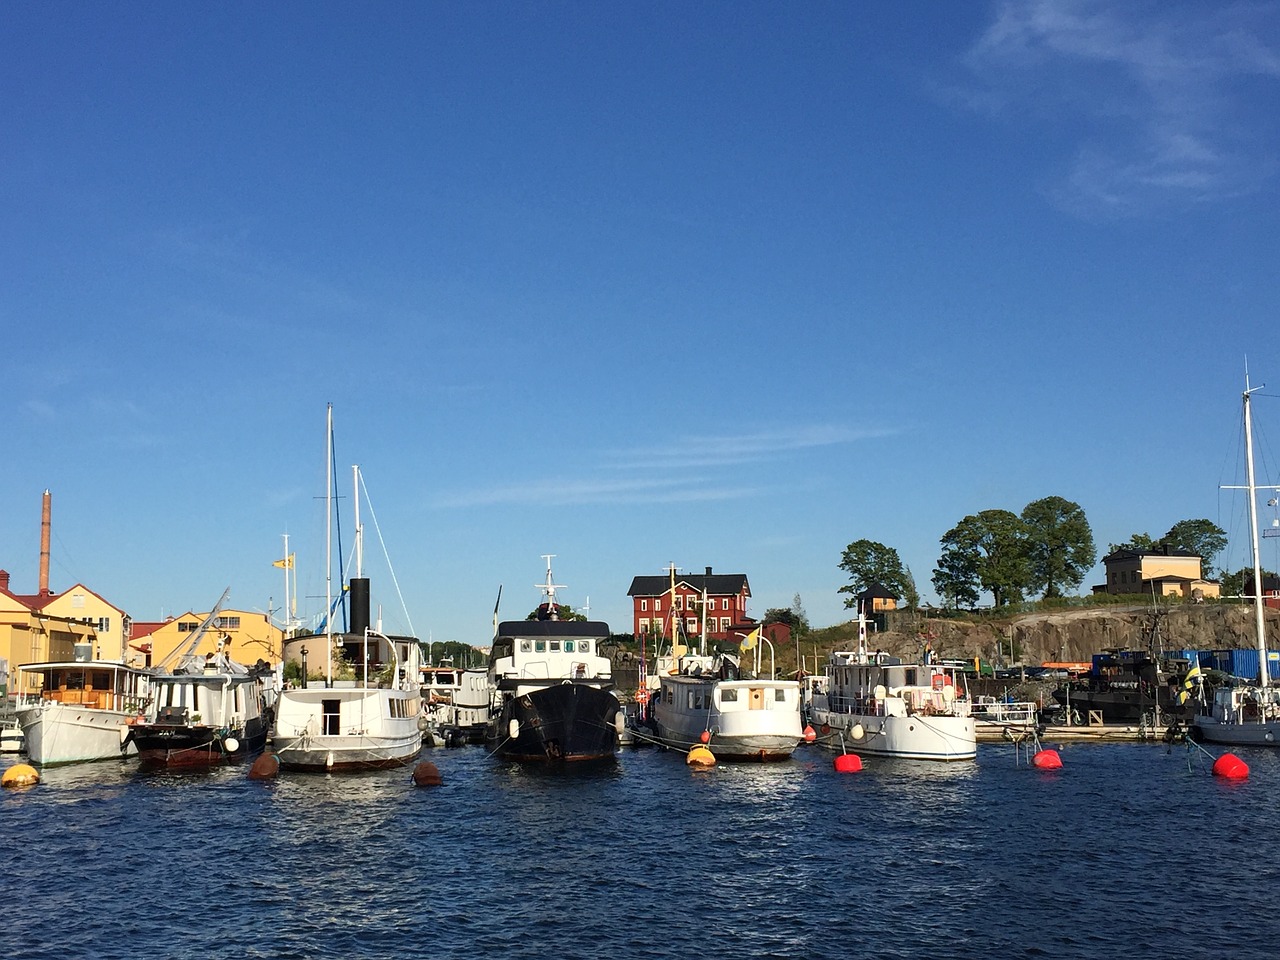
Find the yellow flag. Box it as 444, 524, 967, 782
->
741, 627, 760, 651
272, 553, 295, 570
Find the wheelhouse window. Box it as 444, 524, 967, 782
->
535, 640, 546, 653
579, 641, 591, 653
720, 688, 738, 702
520, 640, 532, 652
550, 641, 561, 652
564, 640, 575, 653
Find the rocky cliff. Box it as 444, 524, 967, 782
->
874, 603, 1277, 664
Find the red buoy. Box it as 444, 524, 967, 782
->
699, 730, 711, 744
412, 761, 444, 787
247, 751, 279, 780
803, 725, 816, 743
833, 753, 863, 773
1032, 748, 1063, 769
1212, 753, 1249, 779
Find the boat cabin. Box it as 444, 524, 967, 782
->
17, 661, 149, 713
489, 620, 613, 685
825, 653, 966, 718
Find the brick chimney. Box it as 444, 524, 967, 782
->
0, 569, 9, 592
39, 488, 51, 595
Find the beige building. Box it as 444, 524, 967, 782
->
1, 571, 99, 696
1095, 546, 1221, 600
134, 608, 284, 669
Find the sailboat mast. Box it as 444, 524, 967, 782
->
1244, 382, 1270, 686
326, 403, 334, 685
353, 465, 363, 579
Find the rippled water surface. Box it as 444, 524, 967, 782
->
4, 740, 1280, 959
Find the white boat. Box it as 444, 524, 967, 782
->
15, 658, 151, 766
272, 411, 424, 772
486, 557, 623, 763
649, 651, 804, 760
811, 611, 976, 761
421, 661, 490, 745
1, 716, 24, 753
1192, 374, 1280, 746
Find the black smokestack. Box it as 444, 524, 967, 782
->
350, 577, 370, 635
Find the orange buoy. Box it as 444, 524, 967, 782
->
247, 751, 280, 780
820, 723, 831, 736
833, 753, 863, 773
2, 763, 40, 788
1032, 748, 1063, 769
699, 730, 711, 744
1212, 753, 1249, 779
412, 761, 444, 786
803, 725, 816, 743
687, 745, 716, 767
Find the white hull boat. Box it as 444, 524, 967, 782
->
14, 660, 151, 766
650, 653, 803, 761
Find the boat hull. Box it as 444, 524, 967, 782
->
1190, 717, 1280, 746
490, 682, 620, 762
17, 702, 138, 766
130, 718, 270, 768
816, 710, 977, 761
271, 685, 424, 772
651, 674, 803, 762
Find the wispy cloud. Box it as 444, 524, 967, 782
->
955, 0, 1280, 216
434, 423, 886, 508
605, 424, 894, 471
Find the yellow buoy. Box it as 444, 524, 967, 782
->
2, 763, 40, 788
686, 745, 716, 767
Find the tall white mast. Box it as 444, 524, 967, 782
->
282, 532, 291, 638
325, 403, 334, 685
353, 464, 364, 579
1244, 379, 1270, 686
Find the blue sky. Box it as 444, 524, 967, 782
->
3, 1, 1279, 645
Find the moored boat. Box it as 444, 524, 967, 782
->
15, 658, 151, 766
486, 558, 622, 763
125, 648, 275, 768
811, 610, 975, 761
270, 409, 425, 772
1191, 376, 1280, 746
648, 649, 803, 761
421, 661, 490, 745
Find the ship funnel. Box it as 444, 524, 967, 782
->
350, 577, 371, 636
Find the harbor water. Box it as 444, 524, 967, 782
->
3, 740, 1279, 960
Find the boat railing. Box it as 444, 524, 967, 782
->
968, 698, 1038, 725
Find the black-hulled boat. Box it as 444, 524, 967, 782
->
1050, 647, 1190, 724
486, 559, 622, 763
125, 647, 275, 768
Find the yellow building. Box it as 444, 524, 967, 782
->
0, 575, 99, 696
31, 582, 131, 661
136, 608, 284, 669
1096, 546, 1221, 600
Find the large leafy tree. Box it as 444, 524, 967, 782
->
1021, 496, 1096, 598
933, 509, 1030, 608
838, 540, 910, 609
1107, 532, 1157, 554
1163, 518, 1228, 576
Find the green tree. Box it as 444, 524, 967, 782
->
1163, 518, 1228, 576
838, 540, 910, 609
1107, 532, 1156, 554
934, 510, 1030, 608
901, 565, 921, 612
525, 604, 586, 622
1021, 496, 1096, 598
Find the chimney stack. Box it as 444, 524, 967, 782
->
0, 569, 10, 592
39, 489, 51, 595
